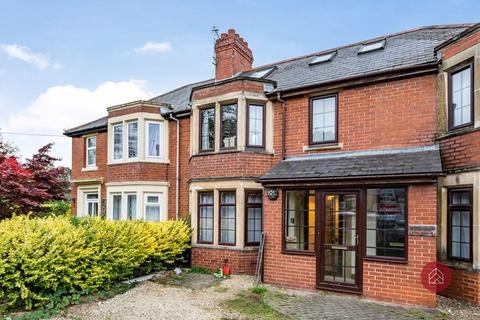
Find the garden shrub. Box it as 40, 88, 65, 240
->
0, 215, 191, 312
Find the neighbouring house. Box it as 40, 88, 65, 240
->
64, 23, 480, 307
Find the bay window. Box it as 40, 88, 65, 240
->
221, 104, 237, 149
366, 188, 407, 260
85, 136, 96, 167
200, 107, 215, 151
448, 187, 472, 262
449, 60, 473, 130
247, 104, 265, 147
126, 193, 137, 220
310, 95, 337, 144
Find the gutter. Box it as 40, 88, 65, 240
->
169, 114, 180, 220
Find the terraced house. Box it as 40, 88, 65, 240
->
65, 23, 480, 307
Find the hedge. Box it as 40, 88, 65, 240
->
0, 215, 191, 311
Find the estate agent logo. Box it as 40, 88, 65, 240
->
421, 262, 451, 292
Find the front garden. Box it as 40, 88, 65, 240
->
0, 215, 191, 319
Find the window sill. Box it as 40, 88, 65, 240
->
192, 149, 273, 158
363, 257, 408, 265
107, 159, 170, 165
192, 243, 259, 251
281, 249, 315, 257
303, 142, 343, 152
435, 126, 480, 141
82, 166, 98, 172
439, 259, 476, 272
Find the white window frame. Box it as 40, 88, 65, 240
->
112, 123, 123, 161
126, 192, 138, 220
145, 121, 163, 159
144, 193, 162, 221
85, 192, 99, 217
85, 136, 97, 167
127, 121, 138, 159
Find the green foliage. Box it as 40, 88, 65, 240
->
224, 290, 289, 320
0, 215, 191, 312
250, 286, 267, 295
38, 200, 71, 217
188, 267, 212, 275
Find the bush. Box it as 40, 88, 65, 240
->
0, 215, 191, 312
38, 200, 71, 217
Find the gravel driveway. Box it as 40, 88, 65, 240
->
53, 273, 480, 320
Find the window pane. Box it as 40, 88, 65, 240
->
221, 104, 237, 148
147, 195, 159, 203
198, 192, 214, 243
127, 194, 137, 220
366, 188, 406, 259
148, 122, 161, 157
128, 122, 138, 158
87, 149, 96, 166
220, 192, 236, 244
145, 205, 160, 221
448, 189, 472, 261
451, 66, 472, 127
284, 190, 315, 252
113, 125, 123, 160
87, 193, 98, 200
200, 108, 215, 150
112, 194, 121, 220
248, 105, 264, 146
311, 96, 336, 143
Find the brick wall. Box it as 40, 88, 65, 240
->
192, 80, 264, 101
191, 246, 258, 275
108, 105, 160, 118
189, 151, 273, 180
439, 130, 480, 170
107, 162, 168, 182
214, 29, 253, 81
167, 117, 190, 219
275, 75, 438, 157
441, 30, 480, 60
441, 268, 480, 304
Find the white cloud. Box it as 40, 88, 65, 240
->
0, 80, 152, 166
134, 41, 172, 54
0, 44, 59, 70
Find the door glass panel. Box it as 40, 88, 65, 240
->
322, 193, 357, 285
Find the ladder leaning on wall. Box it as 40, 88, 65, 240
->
254, 233, 266, 285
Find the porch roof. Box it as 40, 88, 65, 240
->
259, 145, 443, 183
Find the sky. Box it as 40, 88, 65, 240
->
0, 0, 478, 167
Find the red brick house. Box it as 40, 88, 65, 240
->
65, 23, 480, 307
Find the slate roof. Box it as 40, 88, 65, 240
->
65, 24, 471, 133
259, 145, 443, 183
64, 116, 108, 137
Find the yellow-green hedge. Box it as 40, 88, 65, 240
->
0, 215, 191, 311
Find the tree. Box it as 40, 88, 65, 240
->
0, 142, 69, 219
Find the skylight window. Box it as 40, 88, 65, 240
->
309, 51, 336, 65
358, 40, 386, 54
251, 67, 273, 78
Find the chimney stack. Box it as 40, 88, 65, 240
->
215, 29, 253, 81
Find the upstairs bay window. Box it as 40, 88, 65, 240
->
128, 121, 138, 159
85, 136, 96, 167
310, 95, 337, 144
449, 60, 473, 130
113, 124, 123, 160
247, 104, 265, 147
200, 107, 215, 151
146, 121, 162, 158
221, 104, 237, 149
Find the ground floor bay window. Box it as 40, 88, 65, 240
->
105, 183, 168, 221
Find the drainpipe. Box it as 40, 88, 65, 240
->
277, 92, 286, 160
169, 114, 180, 220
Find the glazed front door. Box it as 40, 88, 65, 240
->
317, 191, 361, 292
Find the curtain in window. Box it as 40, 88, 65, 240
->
112, 195, 121, 220
148, 123, 160, 157
128, 122, 138, 158
114, 125, 123, 160
127, 194, 137, 220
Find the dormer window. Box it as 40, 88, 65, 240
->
309, 51, 336, 65
251, 67, 273, 78
358, 40, 385, 54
